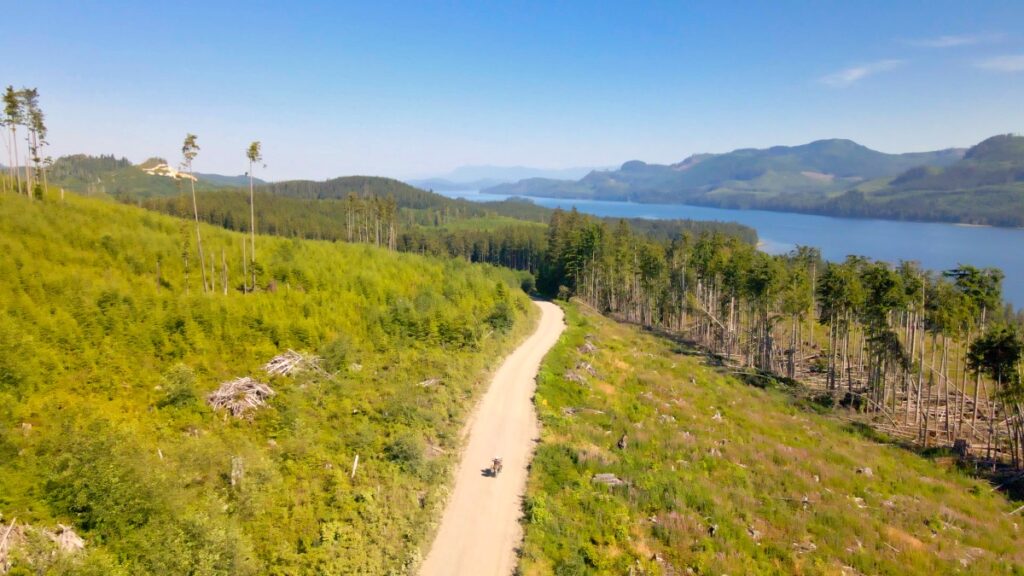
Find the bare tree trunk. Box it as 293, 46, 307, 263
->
40, 156, 48, 194
809, 263, 816, 349
187, 169, 208, 292
843, 315, 852, 393
22, 130, 32, 199
10, 126, 22, 194
921, 325, 929, 424
3, 129, 12, 193
943, 335, 953, 441
827, 314, 836, 390
972, 308, 989, 435
242, 238, 248, 293
956, 332, 969, 437
987, 378, 997, 466
249, 160, 257, 291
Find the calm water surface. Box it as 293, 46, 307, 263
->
439, 190, 1024, 308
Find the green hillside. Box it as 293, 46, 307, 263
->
0, 190, 535, 574
803, 134, 1024, 226
885, 134, 1024, 193
48, 154, 225, 199
520, 304, 1024, 575
48, 154, 272, 200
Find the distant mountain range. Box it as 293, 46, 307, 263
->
482, 136, 1024, 227
484, 139, 966, 201
194, 172, 267, 187
407, 164, 603, 191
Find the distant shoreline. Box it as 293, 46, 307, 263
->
475, 191, 1024, 231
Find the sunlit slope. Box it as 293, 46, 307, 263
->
0, 191, 535, 574
520, 304, 1023, 575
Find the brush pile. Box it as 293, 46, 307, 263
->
207, 377, 275, 418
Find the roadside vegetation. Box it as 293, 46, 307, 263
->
0, 190, 535, 574
520, 303, 1024, 575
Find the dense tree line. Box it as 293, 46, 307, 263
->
144, 190, 756, 284
48, 154, 133, 181
147, 190, 401, 249
540, 207, 1024, 465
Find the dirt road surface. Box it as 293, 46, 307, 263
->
420, 301, 565, 576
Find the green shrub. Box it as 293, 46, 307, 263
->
156, 363, 197, 408
520, 272, 536, 294
386, 431, 425, 473
319, 333, 353, 373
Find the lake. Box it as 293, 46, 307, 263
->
437, 190, 1024, 308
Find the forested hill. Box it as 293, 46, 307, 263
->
884, 133, 1024, 192
47, 154, 267, 199
484, 138, 964, 202
0, 189, 536, 574
257, 175, 555, 221
264, 175, 447, 204
787, 134, 1024, 226
483, 135, 1024, 227
48, 154, 186, 198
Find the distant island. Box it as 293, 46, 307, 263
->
483, 134, 1024, 227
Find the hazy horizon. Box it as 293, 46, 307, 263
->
6, 1, 1023, 180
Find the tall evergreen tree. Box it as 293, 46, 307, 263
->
21, 88, 44, 198
3, 86, 23, 194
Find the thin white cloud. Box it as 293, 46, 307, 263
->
905, 32, 1005, 48
975, 54, 1024, 72
819, 60, 905, 88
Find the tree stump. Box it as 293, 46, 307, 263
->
953, 438, 970, 460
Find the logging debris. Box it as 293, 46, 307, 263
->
48, 525, 84, 553
565, 371, 587, 384
207, 377, 275, 418
263, 350, 316, 376
592, 473, 627, 486
575, 361, 597, 376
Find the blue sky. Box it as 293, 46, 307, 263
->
4, 1, 1023, 180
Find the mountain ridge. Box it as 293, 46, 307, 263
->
481, 136, 1024, 226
